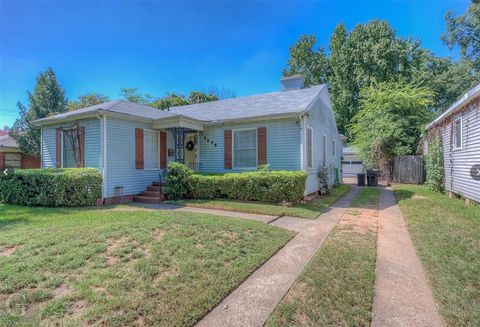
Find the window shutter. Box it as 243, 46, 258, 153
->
224, 130, 232, 169
160, 131, 167, 169
77, 126, 85, 168
135, 128, 144, 170
257, 127, 267, 165
56, 128, 62, 168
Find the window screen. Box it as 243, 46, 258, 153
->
454, 117, 462, 149
63, 130, 77, 168
234, 129, 257, 168
144, 130, 159, 169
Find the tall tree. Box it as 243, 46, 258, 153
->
68, 93, 110, 111
119, 88, 153, 105
283, 34, 329, 86
328, 20, 423, 135
10, 68, 67, 155
443, 2, 480, 71
150, 93, 189, 109
187, 91, 218, 104
207, 85, 236, 99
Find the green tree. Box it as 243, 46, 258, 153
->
151, 93, 189, 109
187, 91, 218, 104
119, 88, 153, 105
350, 81, 434, 167
283, 34, 329, 86
425, 136, 444, 192
10, 68, 67, 155
329, 20, 423, 135
443, 3, 480, 71
68, 93, 110, 111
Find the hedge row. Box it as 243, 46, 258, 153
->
165, 163, 307, 203
0, 168, 102, 207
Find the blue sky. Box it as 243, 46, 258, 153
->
0, 0, 470, 127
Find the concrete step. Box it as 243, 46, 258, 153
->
147, 185, 162, 192
152, 181, 166, 186
141, 190, 161, 197
133, 195, 165, 204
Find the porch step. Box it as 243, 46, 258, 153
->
140, 190, 161, 197
133, 195, 165, 204
147, 185, 162, 192
152, 180, 166, 186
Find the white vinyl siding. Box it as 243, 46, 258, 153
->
144, 129, 159, 169
233, 128, 257, 169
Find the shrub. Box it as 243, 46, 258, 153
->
0, 168, 102, 207
164, 162, 193, 200
189, 170, 307, 203
425, 136, 444, 192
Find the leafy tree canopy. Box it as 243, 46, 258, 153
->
350, 81, 434, 167
68, 93, 110, 111
119, 88, 154, 105
10, 68, 67, 155
443, 3, 480, 71
151, 93, 189, 110
188, 91, 218, 104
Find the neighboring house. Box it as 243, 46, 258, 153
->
425, 83, 480, 203
33, 75, 342, 204
342, 146, 364, 178
0, 135, 40, 171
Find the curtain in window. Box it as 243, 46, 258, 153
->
234, 129, 257, 168
144, 130, 159, 169
63, 130, 77, 168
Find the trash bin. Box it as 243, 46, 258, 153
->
367, 170, 379, 186
357, 173, 366, 186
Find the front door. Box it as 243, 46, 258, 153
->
184, 133, 197, 167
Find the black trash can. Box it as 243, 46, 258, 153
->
357, 173, 366, 186
367, 170, 379, 186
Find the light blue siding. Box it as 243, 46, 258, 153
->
305, 94, 341, 194
104, 117, 161, 197
199, 118, 301, 173
41, 119, 101, 169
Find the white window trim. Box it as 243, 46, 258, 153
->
60, 127, 76, 168
232, 127, 258, 170
322, 133, 327, 164
453, 116, 463, 151
306, 126, 313, 169
143, 128, 161, 170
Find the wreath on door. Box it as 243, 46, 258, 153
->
186, 140, 195, 151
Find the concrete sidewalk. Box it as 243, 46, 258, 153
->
195, 186, 359, 327
372, 187, 443, 327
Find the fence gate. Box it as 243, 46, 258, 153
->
392, 155, 424, 184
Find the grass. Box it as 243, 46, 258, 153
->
266, 187, 380, 326
167, 184, 351, 219
393, 184, 480, 326
0, 204, 293, 326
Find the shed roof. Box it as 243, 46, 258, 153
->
0, 135, 18, 148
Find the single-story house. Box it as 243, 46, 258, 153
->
33, 75, 342, 204
342, 145, 363, 178
425, 83, 480, 203
0, 134, 40, 171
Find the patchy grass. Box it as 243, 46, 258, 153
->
0, 204, 292, 326
266, 187, 380, 326
167, 185, 350, 219
393, 184, 480, 326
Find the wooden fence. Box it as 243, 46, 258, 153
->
392, 155, 424, 184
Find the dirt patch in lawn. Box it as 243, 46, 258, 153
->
106, 237, 128, 265
342, 206, 379, 235
53, 284, 74, 299
411, 194, 428, 200
0, 245, 17, 257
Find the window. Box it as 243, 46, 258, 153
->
454, 117, 462, 150
306, 127, 313, 168
144, 130, 159, 169
62, 129, 78, 168
233, 129, 257, 168
322, 134, 327, 164
332, 140, 336, 157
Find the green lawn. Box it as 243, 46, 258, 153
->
266, 188, 380, 326
393, 184, 480, 326
167, 185, 350, 219
0, 205, 293, 326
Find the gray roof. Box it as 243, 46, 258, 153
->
33, 84, 326, 124
33, 100, 178, 124
169, 84, 325, 121
0, 135, 18, 148
427, 83, 480, 130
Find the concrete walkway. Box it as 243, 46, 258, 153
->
372, 187, 443, 327
195, 186, 359, 327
